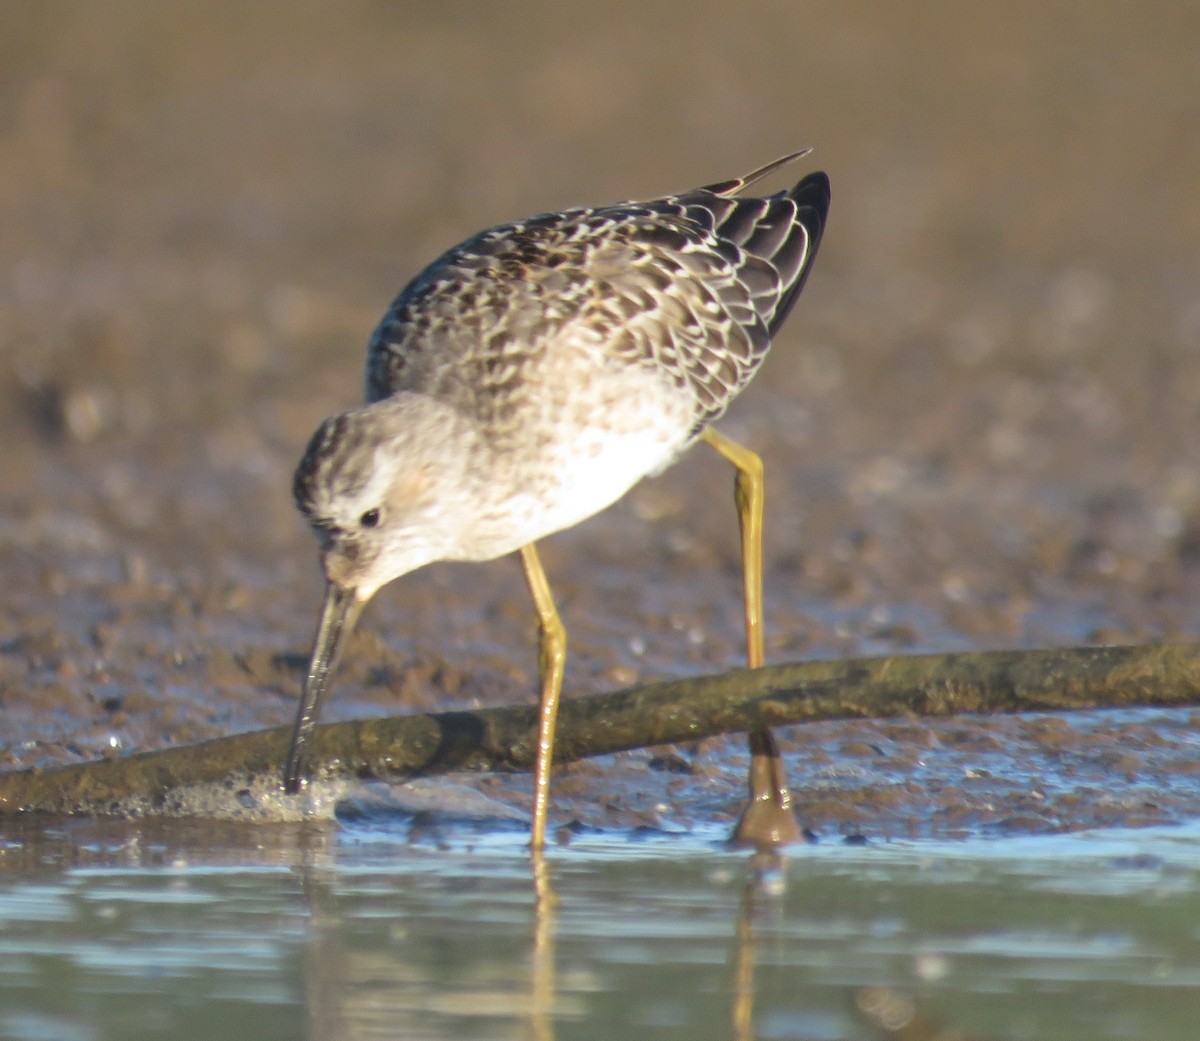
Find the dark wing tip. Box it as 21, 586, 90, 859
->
764, 170, 830, 335
791, 170, 832, 228
785, 171, 832, 280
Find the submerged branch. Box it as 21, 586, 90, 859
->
2, 642, 1199, 816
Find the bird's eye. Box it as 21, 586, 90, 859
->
360, 508, 381, 529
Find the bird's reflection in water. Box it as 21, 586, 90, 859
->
730, 850, 788, 1041
287, 818, 991, 1041
288, 822, 564, 1040
729, 851, 986, 1041
854, 985, 987, 1041
529, 848, 557, 1041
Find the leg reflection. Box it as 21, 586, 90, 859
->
530, 848, 558, 1041
731, 850, 788, 1041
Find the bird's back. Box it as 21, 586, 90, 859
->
365, 158, 831, 436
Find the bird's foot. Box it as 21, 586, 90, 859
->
728, 729, 802, 849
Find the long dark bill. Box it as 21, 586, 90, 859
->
282, 581, 366, 793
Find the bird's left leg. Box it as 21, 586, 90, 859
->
702, 427, 800, 847
519, 543, 568, 852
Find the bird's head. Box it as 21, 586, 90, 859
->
293, 394, 474, 602
283, 393, 479, 792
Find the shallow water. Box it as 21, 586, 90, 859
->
3, 817, 1200, 1040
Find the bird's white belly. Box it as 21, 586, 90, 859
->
529, 422, 689, 535
456, 414, 694, 561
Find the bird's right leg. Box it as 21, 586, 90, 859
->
702, 427, 800, 847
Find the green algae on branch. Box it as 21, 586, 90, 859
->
2, 643, 1199, 817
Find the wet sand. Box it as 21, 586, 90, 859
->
2, 2, 1200, 838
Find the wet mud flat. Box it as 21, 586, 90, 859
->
3, 3, 1200, 841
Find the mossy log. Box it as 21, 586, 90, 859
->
1, 643, 1198, 816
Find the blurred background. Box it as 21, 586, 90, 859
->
2, 2, 1199, 789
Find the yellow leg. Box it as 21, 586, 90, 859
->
702, 428, 799, 846
703, 428, 766, 668
519, 543, 567, 851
